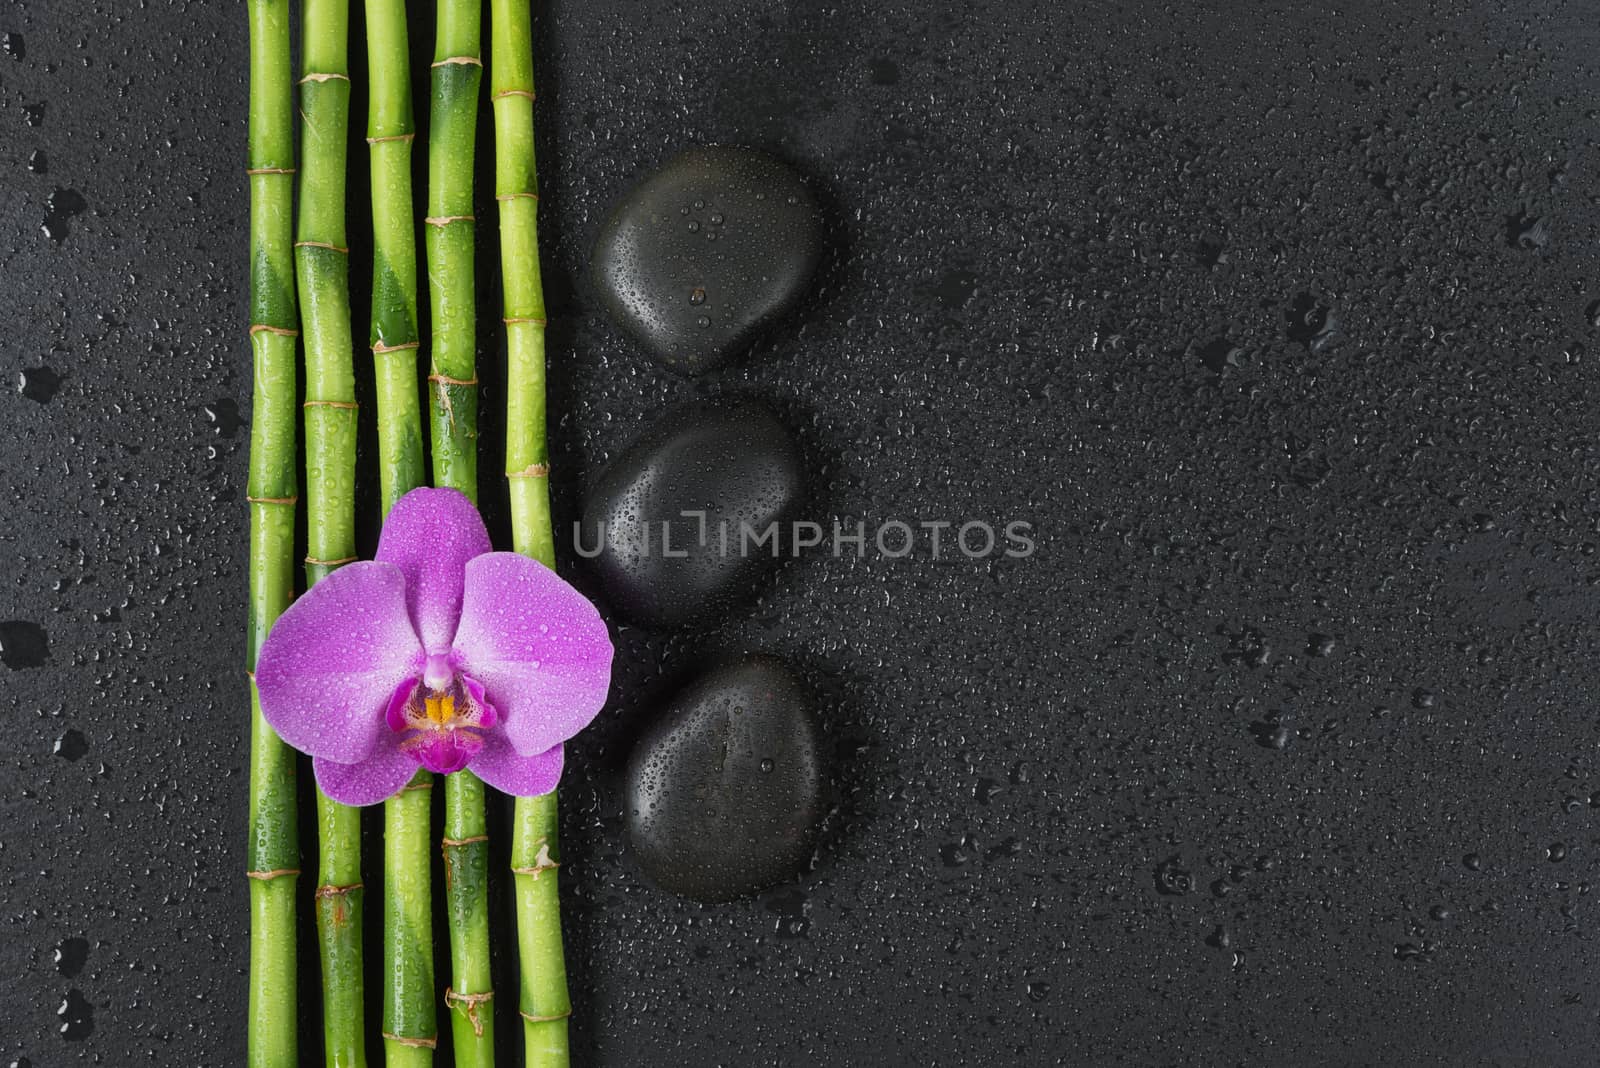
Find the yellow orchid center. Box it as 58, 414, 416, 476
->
424, 692, 456, 726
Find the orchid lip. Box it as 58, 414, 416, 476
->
387, 667, 500, 775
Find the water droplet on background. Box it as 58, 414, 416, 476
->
0, 621, 49, 669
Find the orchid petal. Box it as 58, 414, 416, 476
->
452, 553, 614, 757
313, 744, 422, 807
470, 735, 564, 797
257, 561, 423, 763
375, 487, 492, 652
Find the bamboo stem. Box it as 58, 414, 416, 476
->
365, 0, 425, 516
426, 0, 481, 500
511, 795, 570, 1066
491, 3, 572, 1063
443, 774, 494, 1065
365, 0, 437, 1062
427, 2, 494, 1064
385, 775, 438, 1064
295, 1, 365, 1062
245, 1, 300, 1064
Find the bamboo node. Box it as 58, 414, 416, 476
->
245, 868, 301, 881
504, 316, 548, 326
294, 240, 350, 254
303, 399, 360, 410
305, 554, 359, 567
492, 89, 536, 102
495, 191, 540, 202
373, 340, 421, 354
511, 841, 560, 879
446, 988, 494, 1037
519, 1009, 572, 1024
367, 132, 416, 144
249, 324, 299, 338
429, 373, 478, 387
432, 55, 483, 67
441, 834, 489, 847
425, 214, 475, 226
507, 463, 551, 479
298, 72, 350, 84
382, 1033, 438, 1049
314, 882, 364, 899
401, 779, 434, 792
246, 495, 299, 506
246, 166, 296, 175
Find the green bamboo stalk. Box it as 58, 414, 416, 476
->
443, 772, 493, 1064
245, 1, 300, 1065
425, 0, 481, 498
365, 1, 438, 1063
365, 0, 426, 516
386, 777, 438, 1066
491, 4, 571, 1063
294, 1, 365, 1063
427, 4, 494, 1063
510, 795, 569, 1065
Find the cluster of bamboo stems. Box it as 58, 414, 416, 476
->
243, 0, 568, 1064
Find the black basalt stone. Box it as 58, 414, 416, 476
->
581, 399, 804, 629
626, 655, 824, 902
590, 145, 823, 374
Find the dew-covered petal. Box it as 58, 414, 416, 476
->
452, 553, 614, 756
470, 734, 564, 797
257, 561, 423, 763
374, 487, 493, 652
313, 743, 420, 807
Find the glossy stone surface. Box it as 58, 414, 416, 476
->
580, 399, 804, 629
626, 655, 823, 902
590, 145, 823, 374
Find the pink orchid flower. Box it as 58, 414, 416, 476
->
256, 487, 613, 805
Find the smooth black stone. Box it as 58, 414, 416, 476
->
581, 399, 804, 629
590, 145, 823, 374
626, 655, 824, 902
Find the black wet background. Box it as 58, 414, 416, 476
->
4, 0, 1600, 1064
